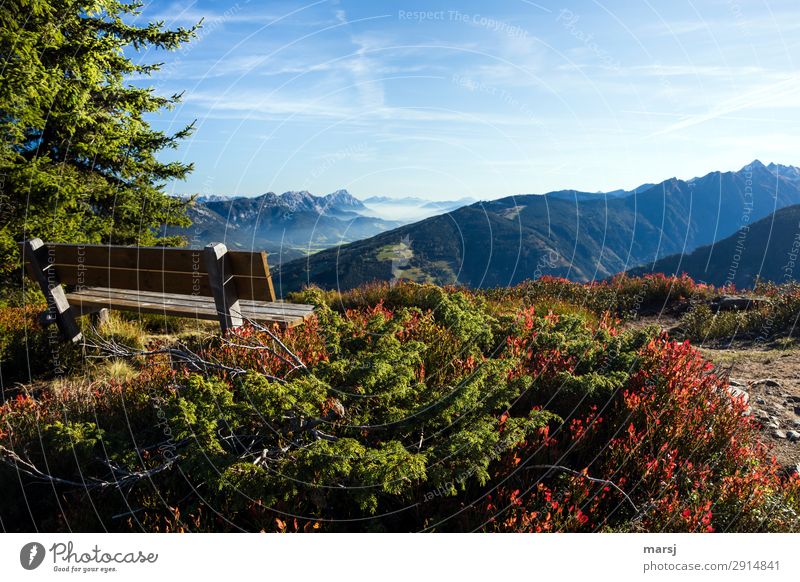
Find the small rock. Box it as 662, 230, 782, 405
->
752, 379, 782, 389
787, 431, 800, 442
755, 409, 770, 420
795, 406, 800, 416
773, 430, 787, 440
768, 421, 781, 430
727, 386, 749, 404
786, 395, 800, 403
713, 295, 770, 311
783, 463, 800, 477
755, 397, 766, 405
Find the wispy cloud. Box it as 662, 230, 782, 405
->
649, 76, 800, 136
140, 0, 284, 27
186, 88, 558, 130
626, 64, 775, 78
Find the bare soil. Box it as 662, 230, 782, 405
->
698, 345, 800, 468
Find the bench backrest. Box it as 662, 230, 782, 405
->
25, 242, 276, 302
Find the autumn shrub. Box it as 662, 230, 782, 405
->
494, 273, 711, 320
1, 281, 799, 532
477, 337, 800, 533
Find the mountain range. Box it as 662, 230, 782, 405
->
273, 161, 800, 293
169, 190, 485, 263
630, 203, 800, 288
168, 189, 402, 264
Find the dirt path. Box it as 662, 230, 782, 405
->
698, 345, 800, 468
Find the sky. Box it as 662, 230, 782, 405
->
131, 0, 800, 201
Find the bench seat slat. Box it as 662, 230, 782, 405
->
66, 288, 313, 328
71, 288, 314, 316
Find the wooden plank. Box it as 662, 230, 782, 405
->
20, 239, 82, 342
71, 289, 217, 311
71, 288, 314, 316
54, 266, 273, 301
255, 250, 276, 302
42, 244, 270, 276
65, 292, 309, 327
66, 293, 218, 319
230, 250, 271, 280
56, 265, 212, 296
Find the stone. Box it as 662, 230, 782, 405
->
768, 421, 781, 430
783, 463, 800, 477
773, 430, 787, 440
713, 295, 770, 311
755, 397, 766, 405
795, 406, 800, 416
751, 379, 781, 389
787, 431, 800, 442
727, 386, 749, 404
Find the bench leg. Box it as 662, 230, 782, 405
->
204, 242, 243, 332
22, 238, 82, 343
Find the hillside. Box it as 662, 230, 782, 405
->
630, 204, 800, 287
275, 161, 800, 294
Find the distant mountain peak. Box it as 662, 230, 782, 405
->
322, 189, 365, 209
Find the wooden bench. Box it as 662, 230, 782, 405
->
20, 238, 314, 342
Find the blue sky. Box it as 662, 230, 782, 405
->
132, 0, 800, 200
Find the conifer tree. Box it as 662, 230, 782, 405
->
0, 0, 199, 278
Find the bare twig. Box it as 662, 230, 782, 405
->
0, 445, 178, 491
527, 464, 639, 513
218, 337, 305, 377
242, 317, 308, 372
81, 330, 288, 384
